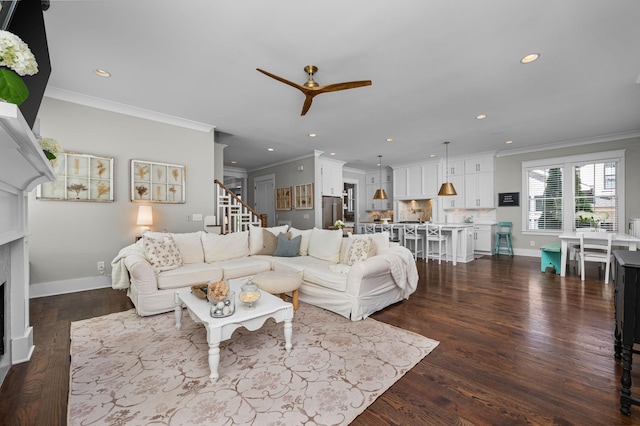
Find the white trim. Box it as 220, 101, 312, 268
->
498, 133, 640, 157
44, 88, 215, 133
248, 152, 317, 173
29, 275, 111, 299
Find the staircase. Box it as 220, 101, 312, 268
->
214, 179, 266, 233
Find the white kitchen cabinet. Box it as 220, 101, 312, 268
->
366, 169, 392, 185
442, 174, 464, 209
366, 181, 393, 211
473, 224, 496, 255
444, 226, 475, 263
319, 158, 344, 196
464, 157, 493, 173
464, 171, 494, 208
393, 163, 439, 198
447, 159, 465, 176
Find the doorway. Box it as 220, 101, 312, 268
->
254, 174, 275, 227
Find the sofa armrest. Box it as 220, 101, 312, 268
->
124, 254, 160, 295
345, 256, 393, 297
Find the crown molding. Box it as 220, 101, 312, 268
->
44, 87, 215, 133
495, 131, 640, 157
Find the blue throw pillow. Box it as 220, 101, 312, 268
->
273, 232, 301, 257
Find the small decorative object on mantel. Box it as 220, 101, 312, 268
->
0, 27, 39, 105
38, 137, 61, 163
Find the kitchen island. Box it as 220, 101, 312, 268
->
357, 222, 474, 264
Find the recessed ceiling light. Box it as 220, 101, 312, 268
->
231, 160, 237, 164
476, 114, 487, 120
520, 53, 540, 64
330, 152, 336, 156
308, 133, 317, 138
429, 154, 436, 158
94, 69, 111, 77
386, 137, 393, 142
505, 140, 513, 144
267, 148, 274, 152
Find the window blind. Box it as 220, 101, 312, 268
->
574, 161, 618, 231
527, 167, 563, 231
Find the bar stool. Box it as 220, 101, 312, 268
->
403, 224, 424, 259
494, 221, 513, 256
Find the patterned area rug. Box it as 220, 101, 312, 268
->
68, 303, 439, 425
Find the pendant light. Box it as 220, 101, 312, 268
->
373, 155, 388, 200
438, 141, 457, 196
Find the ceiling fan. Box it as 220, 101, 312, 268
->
256, 65, 372, 116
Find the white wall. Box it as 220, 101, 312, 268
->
28, 98, 217, 288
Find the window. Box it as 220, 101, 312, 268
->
522, 150, 625, 234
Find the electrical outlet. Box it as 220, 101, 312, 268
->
530, 240, 535, 247
97, 261, 105, 275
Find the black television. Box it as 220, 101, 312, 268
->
1, 0, 51, 129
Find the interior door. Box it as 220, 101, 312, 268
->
254, 174, 275, 227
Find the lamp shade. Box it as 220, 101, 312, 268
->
373, 188, 388, 200
438, 182, 457, 196
136, 205, 153, 226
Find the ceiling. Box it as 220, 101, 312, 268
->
41, 1, 640, 171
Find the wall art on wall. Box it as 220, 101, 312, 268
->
294, 183, 313, 209
131, 159, 185, 203
276, 186, 292, 210
498, 192, 520, 207
36, 152, 114, 202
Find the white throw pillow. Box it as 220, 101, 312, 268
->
201, 231, 249, 262
308, 227, 343, 263
348, 234, 378, 258
248, 224, 288, 255
347, 238, 370, 265
289, 227, 312, 256
142, 233, 183, 273
170, 231, 204, 264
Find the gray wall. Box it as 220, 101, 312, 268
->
247, 155, 316, 229
494, 136, 640, 251
29, 98, 217, 284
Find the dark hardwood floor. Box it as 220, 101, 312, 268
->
1, 255, 639, 425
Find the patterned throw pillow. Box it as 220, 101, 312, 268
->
347, 238, 370, 265
142, 234, 184, 273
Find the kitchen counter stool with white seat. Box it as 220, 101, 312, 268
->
403, 224, 425, 260
364, 223, 376, 234
426, 224, 447, 264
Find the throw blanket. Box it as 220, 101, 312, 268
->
111, 242, 144, 290
378, 246, 419, 298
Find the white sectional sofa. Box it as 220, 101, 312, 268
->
111, 225, 418, 321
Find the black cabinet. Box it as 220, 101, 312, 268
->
614, 250, 640, 415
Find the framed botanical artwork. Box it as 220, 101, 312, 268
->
131, 159, 185, 203
294, 183, 313, 209
36, 152, 114, 202
276, 186, 292, 210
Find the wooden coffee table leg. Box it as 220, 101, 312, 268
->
292, 289, 299, 310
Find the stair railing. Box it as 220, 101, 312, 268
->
214, 179, 266, 233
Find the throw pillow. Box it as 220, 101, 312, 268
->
289, 227, 312, 256
256, 228, 279, 255
308, 227, 343, 263
201, 231, 249, 262
248, 224, 289, 255
347, 238, 370, 265
348, 234, 377, 258
273, 233, 302, 257
170, 231, 204, 264
142, 233, 184, 273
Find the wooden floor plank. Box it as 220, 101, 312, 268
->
1, 257, 640, 425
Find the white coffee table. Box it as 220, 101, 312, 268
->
174, 279, 293, 381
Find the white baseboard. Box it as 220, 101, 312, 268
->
30, 275, 112, 299
513, 248, 542, 257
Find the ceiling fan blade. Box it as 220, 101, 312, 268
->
300, 95, 314, 116
256, 68, 305, 92
318, 80, 372, 93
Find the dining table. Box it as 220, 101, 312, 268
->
558, 231, 640, 277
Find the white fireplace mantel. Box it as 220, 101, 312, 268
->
0, 103, 55, 384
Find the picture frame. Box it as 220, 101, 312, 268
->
294, 183, 313, 209
131, 159, 185, 203
275, 186, 292, 210
498, 192, 520, 207
36, 152, 114, 202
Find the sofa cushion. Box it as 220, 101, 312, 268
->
156, 263, 223, 290
308, 228, 343, 263
249, 224, 288, 255
289, 227, 312, 256
302, 264, 349, 292
201, 231, 249, 262
214, 257, 272, 279
273, 233, 302, 257
142, 233, 183, 273
171, 231, 204, 264
271, 255, 331, 273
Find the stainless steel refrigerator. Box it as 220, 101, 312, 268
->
322, 196, 343, 229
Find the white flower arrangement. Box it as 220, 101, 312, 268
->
0, 29, 39, 105
577, 210, 609, 226
334, 220, 345, 229
39, 137, 62, 161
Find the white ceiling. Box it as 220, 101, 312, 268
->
42, 0, 640, 171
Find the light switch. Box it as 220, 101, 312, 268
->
192, 214, 203, 221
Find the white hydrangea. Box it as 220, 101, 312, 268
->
0, 30, 38, 76
39, 137, 61, 155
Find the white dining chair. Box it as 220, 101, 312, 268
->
381, 223, 401, 242
402, 224, 424, 259
577, 233, 614, 284
426, 224, 447, 264
364, 223, 376, 234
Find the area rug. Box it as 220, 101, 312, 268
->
68, 302, 439, 425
